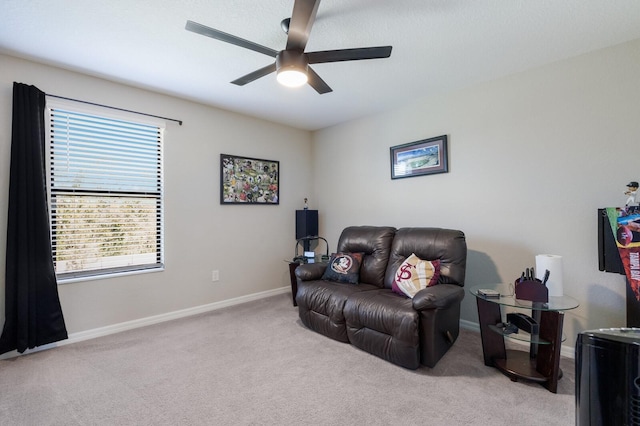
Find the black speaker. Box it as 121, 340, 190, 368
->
576, 328, 640, 425
296, 210, 318, 239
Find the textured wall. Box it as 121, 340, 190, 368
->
311, 39, 640, 351
0, 54, 313, 334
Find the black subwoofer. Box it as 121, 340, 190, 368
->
575, 328, 640, 425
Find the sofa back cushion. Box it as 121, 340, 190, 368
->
336, 226, 397, 288
384, 227, 467, 289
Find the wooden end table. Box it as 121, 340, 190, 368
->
470, 283, 579, 393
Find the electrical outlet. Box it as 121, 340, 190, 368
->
212, 270, 219, 282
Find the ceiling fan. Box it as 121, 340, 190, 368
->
185, 0, 392, 94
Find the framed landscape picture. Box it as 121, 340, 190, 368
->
220, 154, 279, 204
390, 135, 448, 179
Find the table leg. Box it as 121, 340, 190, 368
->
530, 308, 541, 359
536, 310, 564, 393
288, 262, 299, 307
476, 297, 506, 366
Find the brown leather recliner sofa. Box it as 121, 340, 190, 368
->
295, 226, 467, 369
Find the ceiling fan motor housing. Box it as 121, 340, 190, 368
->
276, 50, 309, 74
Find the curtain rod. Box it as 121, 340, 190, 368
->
45, 93, 183, 126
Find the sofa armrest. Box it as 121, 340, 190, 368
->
294, 263, 327, 281
412, 284, 465, 311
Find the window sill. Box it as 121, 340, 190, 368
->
57, 266, 165, 285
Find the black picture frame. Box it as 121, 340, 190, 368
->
220, 154, 279, 204
390, 135, 448, 179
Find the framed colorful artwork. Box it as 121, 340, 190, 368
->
220, 154, 279, 204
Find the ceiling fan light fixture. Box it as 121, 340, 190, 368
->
277, 68, 308, 87
276, 50, 308, 88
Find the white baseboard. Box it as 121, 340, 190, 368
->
460, 319, 575, 360
0, 286, 290, 360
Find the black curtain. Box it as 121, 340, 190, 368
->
0, 83, 67, 355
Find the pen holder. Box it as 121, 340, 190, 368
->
514, 278, 548, 303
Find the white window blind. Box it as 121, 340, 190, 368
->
48, 106, 164, 279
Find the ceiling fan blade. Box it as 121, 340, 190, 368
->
186, 20, 278, 58
307, 46, 392, 64
230, 63, 277, 86
306, 67, 332, 94
286, 0, 321, 52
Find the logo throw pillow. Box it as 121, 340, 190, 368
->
321, 252, 364, 284
392, 253, 441, 298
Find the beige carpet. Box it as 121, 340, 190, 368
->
0, 293, 575, 425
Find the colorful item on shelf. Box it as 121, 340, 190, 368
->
606, 206, 640, 301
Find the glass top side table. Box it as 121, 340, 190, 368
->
469, 283, 579, 393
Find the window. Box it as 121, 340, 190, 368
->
46, 102, 164, 280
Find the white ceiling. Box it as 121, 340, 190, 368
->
2, 0, 640, 131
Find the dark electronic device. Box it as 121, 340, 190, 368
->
575, 328, 640, 425
296, 209, 318, 251
506, 312, 539, 335
495, 322, 519, 335
295, 209, 318, 239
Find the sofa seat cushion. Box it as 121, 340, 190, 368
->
296, 280, 378, 343
344, 289, 420, 369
